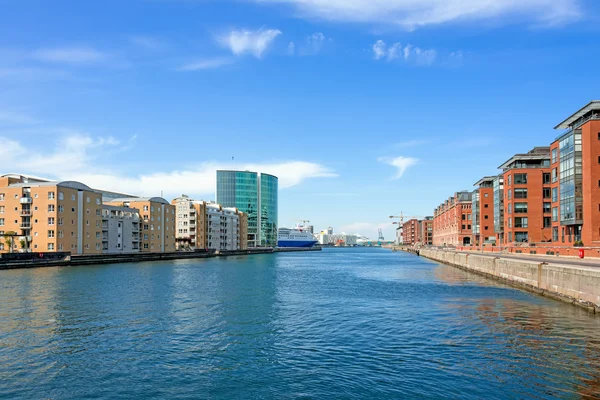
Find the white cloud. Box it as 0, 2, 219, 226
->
379, 156, 418, 179
249, 0, 580, 29
295, 32, 332, 56
0, 134, 337, 198
372, 40, 437, 66
177, 57, 235, 71
218, 28, 282, 58
31, 47, 111, 65
287, 41, 296, 55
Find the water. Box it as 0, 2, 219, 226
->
2, 248, 600, 399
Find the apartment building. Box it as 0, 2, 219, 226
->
0, 174, 102, 254
499, 147, 552, 244
493, 175, 505, 244
101, 205, 141, 253
432, 191, 473, 246
418, 217, 433, 245
551, 101, 600, 246
172, 195, 248, 251
106, 197, 175, 252
472, 177, 497, 245
402, 219, 419, 246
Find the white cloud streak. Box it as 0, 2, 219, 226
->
218, 28, 282, 58
0, 134, 337, 198
373, 40, 437, 66
31, 47, 111, 65
249, 0, 580, 29
177, 57, 235, 71
379, 156, 418, 179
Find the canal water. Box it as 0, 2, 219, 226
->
1, 248, 600, 399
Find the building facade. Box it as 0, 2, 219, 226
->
101, 205, 141, 253
216, 170, 278, 247
473, 177, 497, 245
402, 219, 419, 246
499, 147, 552, 244
0, 175, 103, 254
106, 197, 175, 252
432, 191, 473, 246
418, 217, 433, 245
493, 175, 505, 244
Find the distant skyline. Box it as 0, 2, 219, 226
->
1, 0, 599, 240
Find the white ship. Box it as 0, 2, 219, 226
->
278, 224, 318, 248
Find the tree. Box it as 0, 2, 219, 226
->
3, 231, 17, 253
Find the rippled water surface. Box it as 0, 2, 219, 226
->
2, 248, 600, 399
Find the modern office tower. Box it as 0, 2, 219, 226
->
216, 170, 278, 247
472, 176, 497, 245
499, 147, 552, 244
433, 191, 473, 246
106, 198, 175, 252
552, 101, 600, 245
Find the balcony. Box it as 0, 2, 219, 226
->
20, 223, 31, 229
20, 210, 32, 216
19, 197, 33, 204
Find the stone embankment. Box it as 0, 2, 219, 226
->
416, 248, 600, 313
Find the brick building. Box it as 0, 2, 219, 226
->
433, 191, 473, 246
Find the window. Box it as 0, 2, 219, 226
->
85, 244, 90, 249
484, 193, 489, 198
96, 198, 101, 205
0, 243, 3, 250
71, 194, 76, 201
507, 175, 512, 186
58, 192, 64, 200
543, 188, 551, 199
58, 230, 64, 238
552, 207, 558, 222
48, 217, 55, 225
151, 206, 155, 212
143, 205, 149, 211
514, 203, 528, 213
484, 215, 489, 219
96, 221, 100, 227
58, 217, 63, 225
144, 234, 148, 240
551, 148, 557, 164
514, 189, 527, 199
48, 243, 54, 251
96, 209, 101, 216
0, 206, 3, 213
96, 243, 101, 250
543, 203, 551, 213
0, 193, 4, 201
86, 196, 90, 203
96, 232, 101, 239
515, 232, 529, 242
144, 243, 149, 249
0, 218, 4, 226
72, 207, 75, 213
543, 173, 551, 184
552, 168, 557, 183
514, 217, 528, 228
552, 227, 559, 242
508, 204, 512, 214
507, 189, 512, 200
48, 230, 55, 238
86, 209, 90, 214
508, 217, 512, 228
58, 205, 64, 213
48, 205, 55, 212
34, 194, 38, 198
543, 217, 551, 228
484, 204, 488, 208
552, 187, 558, 202
86, 220, 90, 226
48, 191, 55, 200
514, 173, 527, 184
467, 225, 471, 230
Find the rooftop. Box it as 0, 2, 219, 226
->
554, 100, 600, 130
498, 147, 550, 170
473, 176, 497, 187
108, 197, 171, 205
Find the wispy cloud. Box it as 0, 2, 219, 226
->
0, 133, 337, 198
246, 0, 581, 29
176, 57, 235, 71
287, 41, 296, 55
130, 36, 165, 50
218, 28, 282, 58
373, 40, 437, 66
295, 32, 332, 56
31, 47, 111, 65
379, 156, 419, 179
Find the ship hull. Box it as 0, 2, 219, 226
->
277, 240, 318, 248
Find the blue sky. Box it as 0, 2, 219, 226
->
1, 0, 599, 240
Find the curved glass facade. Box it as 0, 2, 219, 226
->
260, 174, 278, 247
216, 170, 278, 248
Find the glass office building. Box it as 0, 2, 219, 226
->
216, 170, 278, 247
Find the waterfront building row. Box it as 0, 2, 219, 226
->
431, 100, 600, 248
401, 217, 433, 246
0, 174, 249, 255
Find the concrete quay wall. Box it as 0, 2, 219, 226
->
420, 249, 600, 313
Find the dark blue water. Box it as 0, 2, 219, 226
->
2, 248, 600, 399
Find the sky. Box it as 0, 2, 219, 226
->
1, 0, 599, 240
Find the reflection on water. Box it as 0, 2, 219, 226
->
1, 249, 600, 399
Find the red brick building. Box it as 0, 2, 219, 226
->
472, 177, 498, 245
402, 219, 419, 246
433, 192, 473, 246
418, 218, 433, 245
498, 147, 552, 244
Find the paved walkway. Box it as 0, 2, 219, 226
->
454, 250, 600, 268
